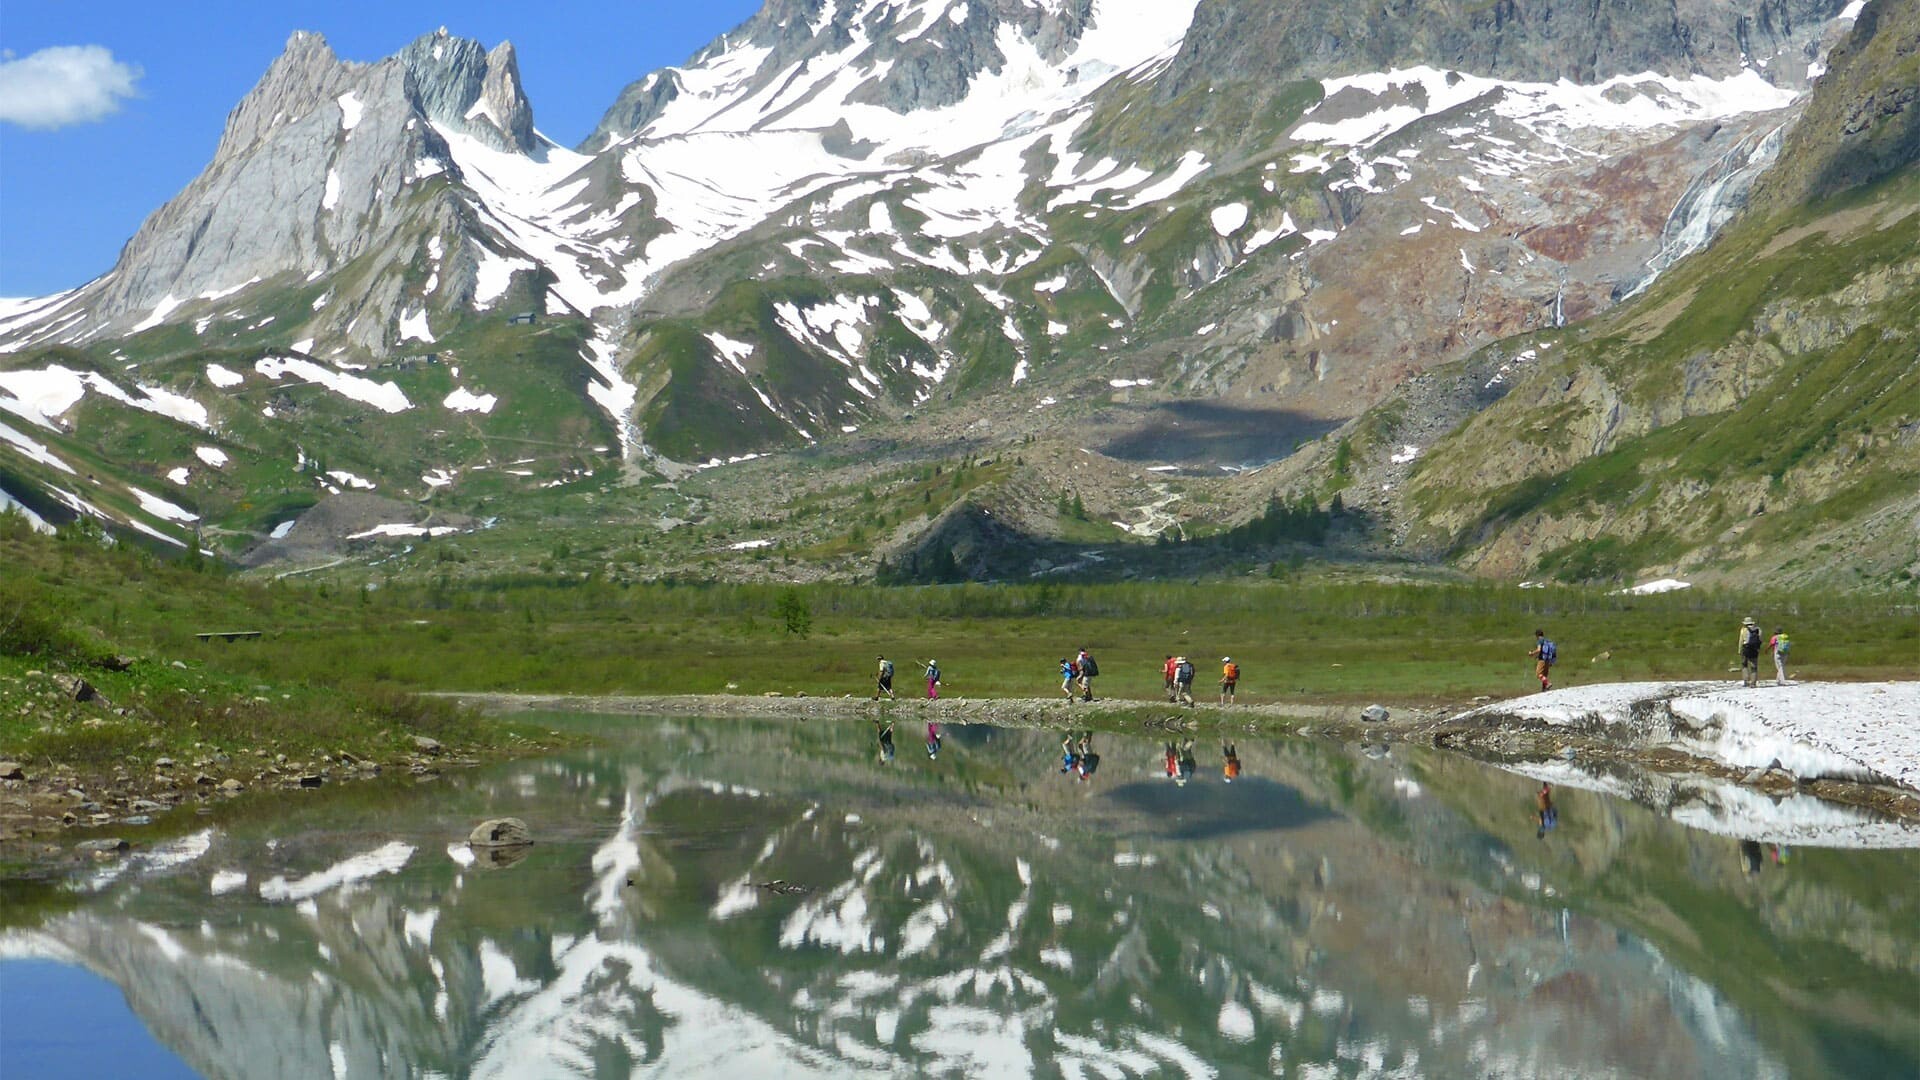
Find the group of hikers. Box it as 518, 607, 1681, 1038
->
1738, 617, 1792, 687
1163, 655, 1239, 705
1526, 617, 1793, 694
874, 615, 1795, 708
1059, 648, 1101, 701
872, 655, 941, 701
873, 650, 1244, 704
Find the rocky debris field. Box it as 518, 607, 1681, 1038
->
0, 663, 554, 878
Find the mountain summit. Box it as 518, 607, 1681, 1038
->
1, 0, 1905, 590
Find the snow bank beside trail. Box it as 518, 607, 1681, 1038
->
1460, 681, 1920, 791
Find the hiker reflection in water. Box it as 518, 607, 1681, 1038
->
876, 719, 895, 764
1222, 742, 1241, 783
1176, 738, 1197, 786
1075, 731, 1099, 781
1741, 839, 1765, 875
1060, 732, 1079, 773
1164, 741, 1179, 780
1536, 781, 1558, 838
925, 722, 942, 759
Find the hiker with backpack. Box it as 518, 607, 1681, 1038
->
1529, 630, 1557, 692
1222, 742, 1241, 782
1173, 656, 1196, 706
1219, 657, 1239, 704
1076, 647, 1099, 701
875, 655, 895, 700
1738, 618, 1763, 687
925, 721, 942, 758
876, 719, 896, 763
923, 659, 941, 699
1059, 657, 1077, 701
1769, 626, 1791, 685
1162, 655, 1177, 701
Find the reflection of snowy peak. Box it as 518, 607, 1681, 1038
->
10, 723, 1896, 1080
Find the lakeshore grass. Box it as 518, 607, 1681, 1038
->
6, 520, 1913, 728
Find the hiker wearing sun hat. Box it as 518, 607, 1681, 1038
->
1738, 617, 1763, 687
1219, 656, 1239, 704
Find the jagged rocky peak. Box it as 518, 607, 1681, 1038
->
587, 0, 1099, 146
213, 30, 362, 161
400, 29, 537, 154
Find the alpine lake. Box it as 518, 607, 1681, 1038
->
2, 711, 1915, 1079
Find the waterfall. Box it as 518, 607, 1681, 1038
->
1625, 123, 1788, 298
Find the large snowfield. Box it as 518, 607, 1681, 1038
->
1460, 680, 1920, 790
1462, 681, 1920, 848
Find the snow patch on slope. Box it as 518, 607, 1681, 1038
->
255, 356, 412, 414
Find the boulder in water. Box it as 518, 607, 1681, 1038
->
470, 817, 532, 847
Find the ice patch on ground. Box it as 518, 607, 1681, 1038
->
128, 485, 198, 523
349, 522, 460, 538
1293, 66, 1800, 152
194, 446, 228, 468
0, 365, 209, 430
443, 387, 497, 414
397, 310, 435, 344
256, 356, 411, 414
1461, 681, 1920, 791
1619, 578, 1691, 595
1209, 202, 1249, 237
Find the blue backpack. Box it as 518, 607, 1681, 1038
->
1540, 639, 1557, 664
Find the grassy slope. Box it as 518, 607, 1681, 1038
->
0, 520, 535, 779
2, 269, 615, 550
1400, 166, 1920, 587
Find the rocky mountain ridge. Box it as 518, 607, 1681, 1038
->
0, 0, 1904, 589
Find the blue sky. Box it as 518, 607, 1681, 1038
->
0, 1, 766, 297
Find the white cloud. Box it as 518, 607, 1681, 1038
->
0, 45, 142, 130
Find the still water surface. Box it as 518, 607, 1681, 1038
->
2, 714, 1916, 1078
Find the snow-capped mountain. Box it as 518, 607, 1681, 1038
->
0, 0, 1882, 563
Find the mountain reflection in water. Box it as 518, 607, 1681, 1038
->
3, 717, 1916, 1079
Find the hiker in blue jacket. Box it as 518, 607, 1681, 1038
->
1530, 629, 1556, 692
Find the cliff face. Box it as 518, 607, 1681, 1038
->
1752, 0, 1920, 211
1309, 2, 1920, 589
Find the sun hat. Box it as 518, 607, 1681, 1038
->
1221, 656, 1231, 662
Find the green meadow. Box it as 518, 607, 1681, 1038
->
6, 518, 1912, 717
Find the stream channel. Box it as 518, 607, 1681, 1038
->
2, 712, 1915, 1078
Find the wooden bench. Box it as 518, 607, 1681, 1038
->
195, 631, 263, 642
